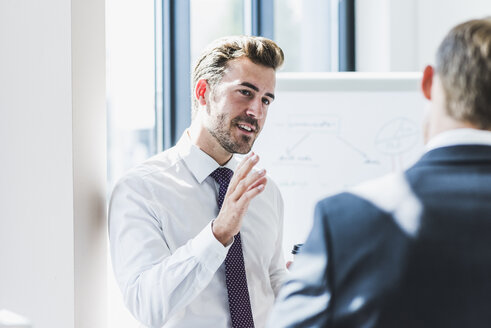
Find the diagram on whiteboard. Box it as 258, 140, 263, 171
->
272, 115, 419, 169
375, 118, 419, 154
252, 88, 427, 259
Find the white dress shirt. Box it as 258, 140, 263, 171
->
426, 128, 491, 150
109, 131, 288, 328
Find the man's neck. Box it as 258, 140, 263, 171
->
187, 121, 233, 166
425, 105, 479, 144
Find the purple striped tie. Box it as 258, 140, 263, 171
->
211, 167, 255, 328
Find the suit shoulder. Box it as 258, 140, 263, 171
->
315, 192, 381, 227
316, 172, 423, 237
316, 192, 365, 214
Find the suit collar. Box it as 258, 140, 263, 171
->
419, 144, 491, 165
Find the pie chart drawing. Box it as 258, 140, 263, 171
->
375, 118, 419, 155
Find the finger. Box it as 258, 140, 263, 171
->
229, 169, 266, 201
241, 170, 267, 194
235, 153, 259, 181
247, 175, 267, 192
236, 179, 267, 208
230, 175, 267, 206
235, 152, 255, 172
228, 153, 259, 192
222, 155, 252, 199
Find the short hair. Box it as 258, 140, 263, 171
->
191, 35, 284, 118
435, 17, 491, 129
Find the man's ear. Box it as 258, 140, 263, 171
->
195, 79, 208, 106
421, 65, 434, 101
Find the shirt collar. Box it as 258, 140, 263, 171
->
426, 128, 491, 152
176, 130, 240, 184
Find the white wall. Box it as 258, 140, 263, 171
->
415, 0, 491, 68
356, 0, 491, 71
0, 0, 106, 327
72, 0, 107, 327
356, 0, 392, 71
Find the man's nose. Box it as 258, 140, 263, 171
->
246, 97, 265, 119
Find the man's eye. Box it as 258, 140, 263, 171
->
262, 98, 270, 105
239, 90, 252, 96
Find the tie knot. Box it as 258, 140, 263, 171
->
210, 167, 234, 186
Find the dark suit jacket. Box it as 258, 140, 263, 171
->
269, 145, 491, 328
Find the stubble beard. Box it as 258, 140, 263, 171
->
208, 113, 257, 154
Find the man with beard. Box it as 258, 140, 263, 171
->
109, 36, 287, 328
268, 17, 491, 328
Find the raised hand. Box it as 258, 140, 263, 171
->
212, 152, 267, 246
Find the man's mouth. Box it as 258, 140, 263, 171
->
237, 123, 255, 133
233, 116, 259, 135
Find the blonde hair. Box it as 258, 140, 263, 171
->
436, 18, 491, 128
191, 35, 284, 118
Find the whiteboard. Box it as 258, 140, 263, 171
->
252, 72, 427, 259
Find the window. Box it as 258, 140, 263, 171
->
190, 0, 245, 65
274, 0, 339, 72
106, 0, 156, 326
106, 0, 157, 192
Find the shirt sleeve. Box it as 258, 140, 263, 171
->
266, 200, 332, 327
108, 172, 229, 328
268, 181, 290, 296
